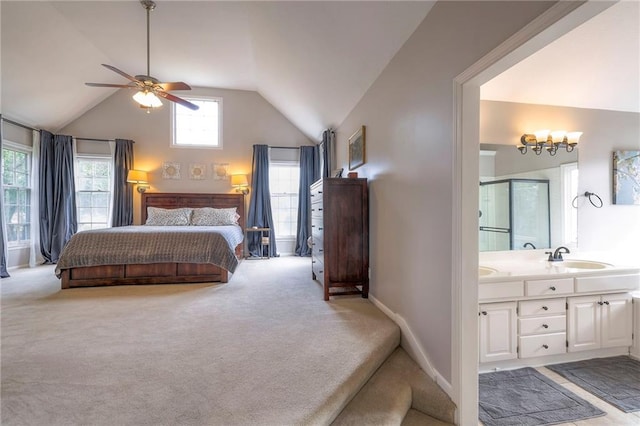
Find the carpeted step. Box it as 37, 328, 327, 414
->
332, 347, 456, 425
402, 409, 454, 426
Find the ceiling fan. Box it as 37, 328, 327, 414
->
85, 0, 198, 112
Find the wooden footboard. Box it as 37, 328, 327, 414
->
60, 262, 229, 289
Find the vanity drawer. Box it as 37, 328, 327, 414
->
519, 332, 566, 358
575, 274, 640, 293
519, 298, 565, 316
479, 281, 524, 301
519, 315, 566, 336
526, 278, 573, 297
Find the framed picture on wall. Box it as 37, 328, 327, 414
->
348, 125, 366, 170
212, 163, 230, 180
189, 163, 207, 180
162, 162, 181, 180
613, 150, 640, 205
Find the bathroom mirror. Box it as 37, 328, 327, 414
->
479, 143, 578, 251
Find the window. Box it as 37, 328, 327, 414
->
269, 162, 300, 238
2, 145, 31, 246
172, 97, 222, 148
75, 156, 112, 231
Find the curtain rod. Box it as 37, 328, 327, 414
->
2, 117, 39, 132
76, 137, 117, 143
270, 146, 300, 150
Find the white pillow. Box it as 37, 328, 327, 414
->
191, 207, 239, 226
145, 207, 192, 226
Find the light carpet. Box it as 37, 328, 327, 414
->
1, 257, 400, 425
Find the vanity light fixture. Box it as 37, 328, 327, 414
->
230, 174, 249, 195
518, 130, 582, 156
127, 169, 150, 193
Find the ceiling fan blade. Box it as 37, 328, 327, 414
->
101, 64, 139, 83
85, 83, 136, 88
156, 91, 199, 110
158, 82, 192, 91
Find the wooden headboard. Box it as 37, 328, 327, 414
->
141, 192, 246, 256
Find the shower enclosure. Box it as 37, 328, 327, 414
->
479, 178, 550, 251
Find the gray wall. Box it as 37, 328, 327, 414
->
480, 100, 640, 253
62, 87, 313, 224
335, 1, 554, 382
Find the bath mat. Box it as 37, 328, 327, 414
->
546, 356, 640, 413
479, 367, 605, 426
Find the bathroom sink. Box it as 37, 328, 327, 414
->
479, 266, 498, 276
560, 260, 612, 270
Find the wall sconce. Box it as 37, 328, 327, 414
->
230, 174, 249, 195
127, 169, 150, 193
518, 130, 582, 156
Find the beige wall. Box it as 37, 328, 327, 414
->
62, 87, 313, 224
480, 100, 640, 253
335, 1, 554, 382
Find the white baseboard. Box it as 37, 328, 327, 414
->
369, 294, 454, 400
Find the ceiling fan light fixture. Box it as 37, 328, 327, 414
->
133, 90, 162, 108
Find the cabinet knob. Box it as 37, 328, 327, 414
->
542, 306, 549, 311
318, 191, 323, 193
312, 260, 316, 264
542, 344, 549, 349
604, 301, 610, 305
312, 225, 315, 228
480, 311, 488, 316
542, 324, 549, 329
598, 301, 604, 306
549, 286, 556, 291
319, 227, 323, 230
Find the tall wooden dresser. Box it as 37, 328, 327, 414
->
310, 178, 369, 301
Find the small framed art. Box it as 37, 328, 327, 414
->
348, 126, 366, 170
162, 162, 181, 179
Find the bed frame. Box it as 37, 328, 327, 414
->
60, 192, 245, 289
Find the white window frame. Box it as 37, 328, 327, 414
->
170, 96, 223, 149
75, 155, 113, 231
560, 162, 578, 248
269, 160, 300, 240
1, 141, 32, 248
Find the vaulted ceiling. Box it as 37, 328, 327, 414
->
1, 1, 435, 140
2, 1, 638, 142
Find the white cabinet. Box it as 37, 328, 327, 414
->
479, 302, 517, 363
567, 293, 633, 352
518, 298, 567, 358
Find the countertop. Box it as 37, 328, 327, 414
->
479, 249, 640, 283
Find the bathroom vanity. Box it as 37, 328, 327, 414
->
478, 251, 640, 371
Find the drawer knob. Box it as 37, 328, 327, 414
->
549, 286, 556, 291
319, 227, 323, 230
542, 324, 549, 328
542, 344, 549, 349
542, 306, 549, 311
604, 301, 610, 305
598, 301, 604, 306
480, 311, 488, 316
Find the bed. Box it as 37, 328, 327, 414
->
57, 192, 245, 289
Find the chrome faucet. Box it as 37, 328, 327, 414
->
546, 246, 570, 261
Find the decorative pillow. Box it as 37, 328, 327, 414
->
145, 207, 192, 226
191, 207, 240, 226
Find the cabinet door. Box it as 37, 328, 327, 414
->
568, 295, 600, 352
601, 293, 633, 348
479, 302, 517, 363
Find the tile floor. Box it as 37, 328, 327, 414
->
480, 366, 640, 425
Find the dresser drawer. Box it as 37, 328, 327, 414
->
519, 332, 566, 358
526, 278, 573, 297
312, 258, 325, 283
519, 298, 565, 316
478, 281, 524, 301
519, 315, 566, 336
310, 205, 324, 219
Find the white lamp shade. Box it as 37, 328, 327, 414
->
566, 131, 583, 144
127, 170, 148, 184
133, 91, 162, 108
550, 130, 567, 143
231, 174, 248, 187
533, 129, 550, 143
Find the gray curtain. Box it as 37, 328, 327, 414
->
39, 131, 77, 264
294, 145, 320, 256
320, 129, 334, 178
111, 139, 134, 227
247, 144, 277, 257
0, 117, 10, 277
